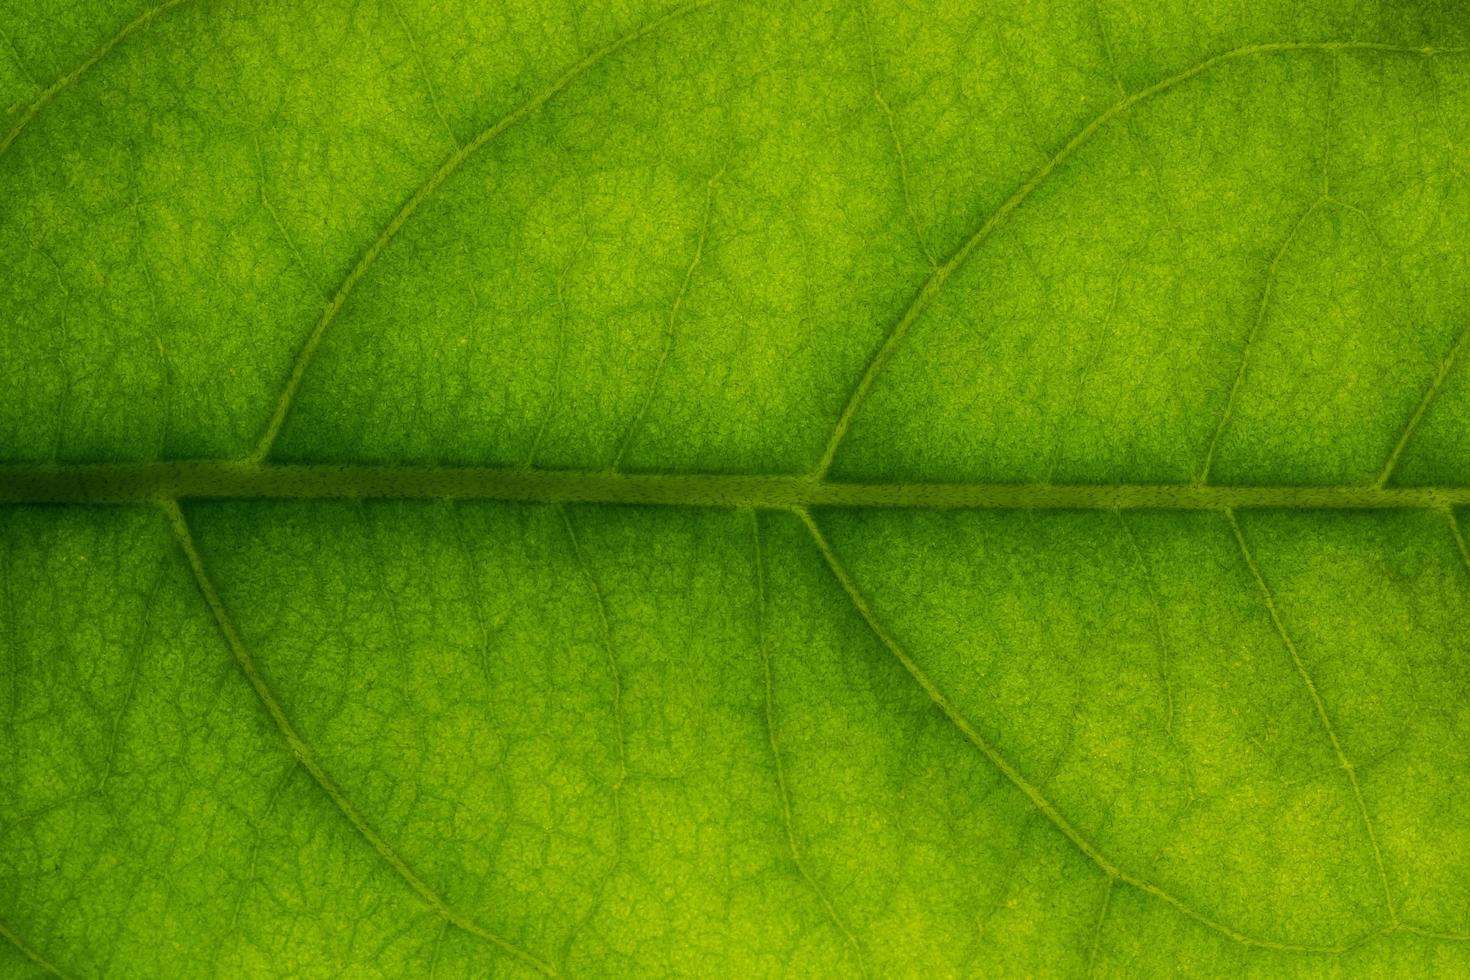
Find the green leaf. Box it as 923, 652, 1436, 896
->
3, 1, 1470, 977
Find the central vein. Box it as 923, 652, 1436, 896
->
1, 462, 1466, 510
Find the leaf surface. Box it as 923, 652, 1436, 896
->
2, 1, 1470, 976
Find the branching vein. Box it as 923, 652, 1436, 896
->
1, 0, 194, 156
815, 40, 1470, 479
0, 916, 68, 979
1197, 197, 1324, 484
1376, 320, 1470, 487
250, 0, 731, 463
1115, 512, 1178, 743
1086, 877, 1113, 978
860, 0, 935, 265
1448, 509, 1470, 578
1227, 509, 1397, 925
796, 507, 1355, 954
613, 168, 723, 470
253, 133, 325, 299
388, 0, 460, 150
557, 505, 628, 797
0, 25, 37, 90
162, 500, 559, 977
750, 512, 869, 975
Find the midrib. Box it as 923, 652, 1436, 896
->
2, 462, 1467, 510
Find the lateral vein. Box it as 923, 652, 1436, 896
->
249, 0, 729, 462
750, 512, 869, 975
1227, 510, 1397, 924
1446, 508, 1470, 577
162, 500, 559, 977
795, 507, 1355, 955
0, 0, 194, 156
815, 40, 1470, 478
1197, 197, 1324, 484
557, 505, 628, 794
0, 916, 69, 979
1376, 319, 1470, 487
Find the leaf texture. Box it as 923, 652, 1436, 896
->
2, 1, 1470, 977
